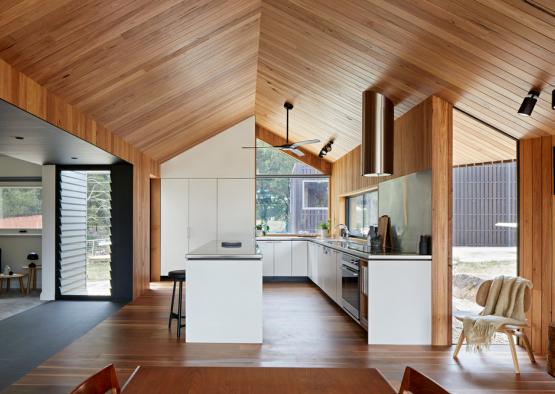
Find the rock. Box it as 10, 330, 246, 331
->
453, 274, 483, 300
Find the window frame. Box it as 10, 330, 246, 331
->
256, 174, 330, 235
0, 178, 43, 236
301, 179, 329, 210
55, 165, 114, 301
345, 188, 378, 239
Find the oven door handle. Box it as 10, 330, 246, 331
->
342, 265, 359, 275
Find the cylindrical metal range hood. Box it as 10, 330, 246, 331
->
361, 90, 394, 177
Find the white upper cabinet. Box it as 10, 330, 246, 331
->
274, 241, 292, 276
161, 179, 189, 275
217, 178, 255, 240
292, 241, 308, 276
188, 179, 217, 251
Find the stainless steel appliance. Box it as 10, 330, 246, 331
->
341, 253, 361, 319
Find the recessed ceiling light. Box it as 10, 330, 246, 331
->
14, 136, 24, 140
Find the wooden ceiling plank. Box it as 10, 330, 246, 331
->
88, 16, 259, 130
324, 0, 555, 128
39, 1, 258, 100
131, 72, 257, 148
383, 0, 555, 92
0, 0, 551, 162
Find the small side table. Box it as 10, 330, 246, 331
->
22, 265, 42, 295
0, 273, 26, 294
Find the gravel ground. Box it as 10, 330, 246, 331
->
452, 246, 517, 345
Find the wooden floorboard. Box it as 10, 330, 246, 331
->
5, 282, 553, 393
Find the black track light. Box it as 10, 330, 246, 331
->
518, 90, 540, 116
319, 139, 334, 158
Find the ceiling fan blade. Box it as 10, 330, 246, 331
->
290, 139, 320, 148
291, 149, 305, 157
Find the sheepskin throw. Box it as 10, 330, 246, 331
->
463, 276, 532, 351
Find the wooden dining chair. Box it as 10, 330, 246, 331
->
70, 364, 121, 394
398, 367, 449, 394
453, 279, 535, 374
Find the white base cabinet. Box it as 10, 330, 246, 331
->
274, 241, 293, 276
258, 241, 275, 276
308, 242, 318, 283
258, 240, 308, 277
292, 241, 308, 276
321, 247, 337, 301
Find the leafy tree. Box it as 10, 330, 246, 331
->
255, 139, 323, 233
0, 187, 41, 218
86, 172, 111, 243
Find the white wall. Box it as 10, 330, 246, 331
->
0, 236, 41, 288
0, 156, 43, 290
161, 117, 255, 179
40, 165, 56, 300
0, 155, 42, 177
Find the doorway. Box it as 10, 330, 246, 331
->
57, 169, 112, 297
451, 110, 518, 343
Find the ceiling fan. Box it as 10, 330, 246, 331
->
243, 102, 320, 157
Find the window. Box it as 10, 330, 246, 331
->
0, 186, 42, 231
345, 190, 378, 237
302, 180, 328, 210
256, 139, 329, 234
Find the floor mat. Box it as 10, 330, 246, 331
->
0, 291, 43, 321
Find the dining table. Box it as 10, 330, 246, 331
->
122, 366, 397, 393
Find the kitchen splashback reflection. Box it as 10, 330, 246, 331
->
378, 170, 432, 253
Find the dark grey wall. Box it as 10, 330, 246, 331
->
453, 161, 517, 247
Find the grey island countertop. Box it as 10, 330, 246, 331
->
187, 239, 262, 260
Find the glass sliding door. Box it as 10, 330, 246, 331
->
451, 110, 518, 343
57, 169, 112, 298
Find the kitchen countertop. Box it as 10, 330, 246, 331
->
256, 236, 431, 260
187, 239, 262, 260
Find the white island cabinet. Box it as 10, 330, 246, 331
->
367, 259, 432, 345
185, 240, 263, 344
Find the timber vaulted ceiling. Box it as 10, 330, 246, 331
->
0, 0, 553, 163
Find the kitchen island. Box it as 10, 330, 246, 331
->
185, 240, 263, 343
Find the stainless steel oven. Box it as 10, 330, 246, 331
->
341, 253, 360, 319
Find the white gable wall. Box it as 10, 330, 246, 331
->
161, 116, 255, 178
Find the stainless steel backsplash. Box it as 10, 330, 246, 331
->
378, 169, 432, 253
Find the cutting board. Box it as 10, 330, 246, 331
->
377, 215, 390, 250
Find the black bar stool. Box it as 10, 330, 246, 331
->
168, 270, 186, 338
